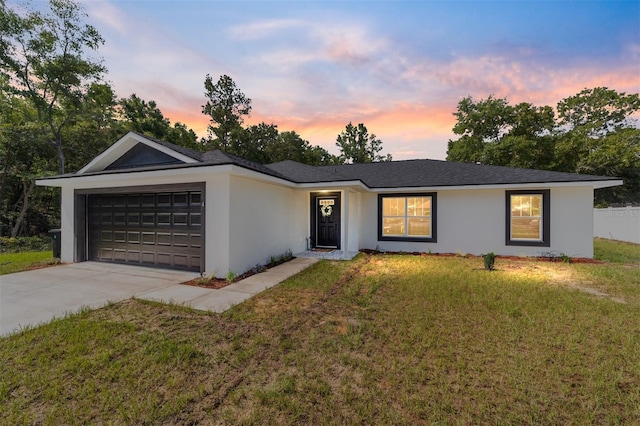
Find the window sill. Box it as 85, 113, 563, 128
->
506, 240, 549, 247
379, 236, 436, 243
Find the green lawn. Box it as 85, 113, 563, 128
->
1, 241, 639, 424
0, 251, 55, 275
594, 237, 640, 263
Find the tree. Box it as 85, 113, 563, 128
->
229, 122, 279, 164
557, 87, 640, 137
336, 122, 392, 163
118, 94, 200, 151
267, 130, 338, 165
576, 128, 640, 205
0, 92, 57, 236
202, 74, 251, 150
223, 124, 340, 165
447, 96, 555, 166
447, 88, 640, 205
451, 95, 514, 143
0, 0, 106, 174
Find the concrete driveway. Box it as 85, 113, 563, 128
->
0, 262, 199, 337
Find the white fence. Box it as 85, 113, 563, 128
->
593, 207, 640, 244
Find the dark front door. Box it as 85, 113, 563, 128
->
316, 196, 340, 248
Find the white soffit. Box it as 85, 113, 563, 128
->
77, 132, 198, 174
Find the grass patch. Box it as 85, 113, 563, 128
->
2, 242, 640, 424
594, 237, 640, 264
0, 251, 55, 275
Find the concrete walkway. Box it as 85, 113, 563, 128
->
137, 257, 319, 312
1, 257, 318, 337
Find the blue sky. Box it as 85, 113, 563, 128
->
70, 0, 640, 159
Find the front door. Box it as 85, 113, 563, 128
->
316, 196, 340, 248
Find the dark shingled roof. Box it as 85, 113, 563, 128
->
266, 158, 616, 187
199, 150, 292, 181
40, 133, 617, 187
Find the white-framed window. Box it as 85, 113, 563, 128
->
378, 193, 436, 242
506, 190, 550, 247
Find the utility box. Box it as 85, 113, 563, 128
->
49, 229, 61, 259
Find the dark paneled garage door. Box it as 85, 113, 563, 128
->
88, 190, 203, 272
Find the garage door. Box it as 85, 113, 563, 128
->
87, 190, 203, 272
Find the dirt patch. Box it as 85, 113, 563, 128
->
182, 277, 232, 289
569, 284, 627, 304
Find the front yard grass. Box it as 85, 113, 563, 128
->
594, 237, 640, 264
1, 242, 639, 424
0, 251, 55, 275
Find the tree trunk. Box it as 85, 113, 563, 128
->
11, 179, 35, 238
56, 140, 65, 174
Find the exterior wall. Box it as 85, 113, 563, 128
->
549, 186, 594, 258
203, 174, 231, 277
347, 190, 360, 253
594, 207, 640, 244
60, 186, 75, 263
226, 175, 307, 277
358, 186, 595, 258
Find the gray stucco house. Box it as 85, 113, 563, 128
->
36, 132, 621, 277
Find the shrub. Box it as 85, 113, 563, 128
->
483, 252, 496, 271
0, 236, 52, 254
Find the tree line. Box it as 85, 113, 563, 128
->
1, 0, 638, 238
446, 88, 640, 206
200, 73, 390, 165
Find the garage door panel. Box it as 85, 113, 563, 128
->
127, 194, 141, 207
190, 233, 201, 248
127, 250, 140, 262
88, 190, 203, 272
142, 251, 155, 264
113, 249, 126, 261
173, 254, 189, 268
127, 231, 140, 244
127, 213, 140, 225
157, 232, 171, 246
100, 248, 113, 260
157, 252, 172, 266
141, 232, 155, 245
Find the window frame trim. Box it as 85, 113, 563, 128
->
505, 189, 550, 247
378, 192, 437, 243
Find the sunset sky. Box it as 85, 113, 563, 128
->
75, 0, 640, 160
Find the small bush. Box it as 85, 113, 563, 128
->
0, 236, 52, 254
251, 264, 267, 274
483, 252, 496, 271
268, 249, 294, 267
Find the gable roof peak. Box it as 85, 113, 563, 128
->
77, 131, 201, 174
